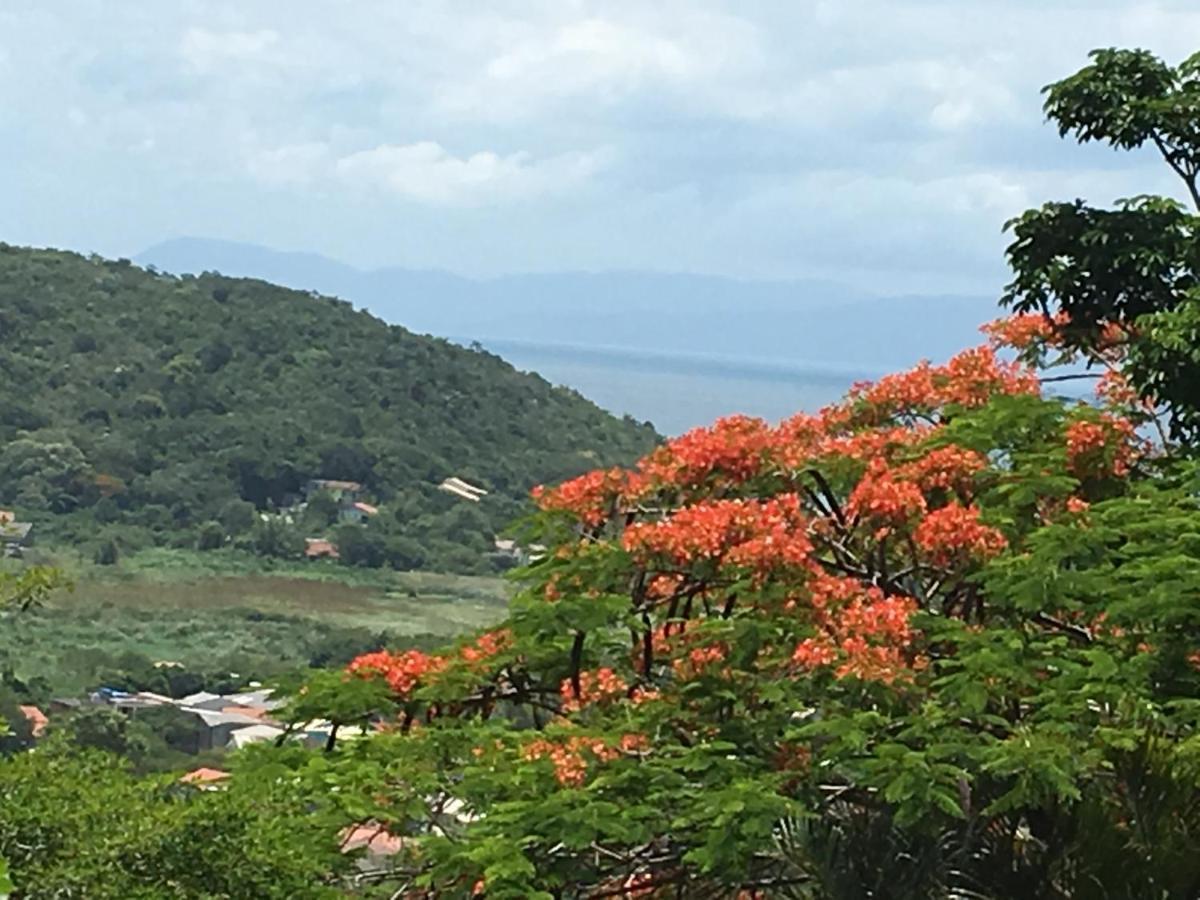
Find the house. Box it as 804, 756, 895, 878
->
224, 688, 282, 711
338, 501, 379, 525
179, 708, 266, 750
225, 722, 284, 749
177, 690, 228, 711
305, 538, 339, 560
298, 720, 367, 749
0, 520, 32, 558
438, 477, 488, 502
180, 767, 229, 789
18, 705, 48, 738
341, 822, 406, 858
304, 479, 364, 502
111, 691, 174, 713
493, 538, 546, 565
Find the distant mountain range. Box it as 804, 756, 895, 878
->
136, 237, 1001, 373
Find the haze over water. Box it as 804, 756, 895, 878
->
480, 339, 879, 436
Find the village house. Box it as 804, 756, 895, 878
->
179, 767, 230, 790
305, 538, 339, 560
87, 685, 287, 752
225, 722, 285, 749
304, 479, 364, 503
493, 537, 547, 565
338, 501, 378, 525
180, 708, 266, 751
18, 705, 48, 738
0, 513, 33, 559
438, 476, 488, 502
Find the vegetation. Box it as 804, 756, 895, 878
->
7, 45, 1200, 900
1004, 47, 1200, 438
0, 740, 351, 898
0, 246, 657, 572
0, 549, 509, 698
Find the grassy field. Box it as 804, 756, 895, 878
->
1, 548, 513, 696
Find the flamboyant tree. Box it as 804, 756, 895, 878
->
264, 328, 1200, 898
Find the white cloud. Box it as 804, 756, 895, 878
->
334, 141, 610, 205
3, 1, 1198, 288
437, 10, 762, 121
245, 141, 330, 186
179, 27, 281, 74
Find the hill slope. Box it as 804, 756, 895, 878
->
0, 244, 658, 571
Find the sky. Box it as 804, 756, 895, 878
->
1, 1, 1196, 294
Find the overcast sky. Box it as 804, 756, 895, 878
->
1, 2, 1195, 293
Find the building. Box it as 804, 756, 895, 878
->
179, 767, 230, 789
18, 705, 48, 738
438, 477, 488, 502
177, 691, 229, 711
305, 538, 339, 560
338, 501, 379, 525
0, 520, 32, 558
180, 708, 266, 751
304, 479, 364, 502
226, 723, 285, 749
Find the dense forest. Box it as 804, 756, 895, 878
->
0, 246, 658, 572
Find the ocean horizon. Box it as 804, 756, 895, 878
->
468, 337, 886, 436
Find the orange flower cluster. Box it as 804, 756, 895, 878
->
846, 458, 927, 526
532, 467, 645, 527
839, 346, 1039, 422
850, 363, 937, 420
1094, 369, 1139, 408
522, 735, 636, 786
1066, 416, 1138, 477
981, 312, 1067, 350
792, 583, 921, 683
913, 503, 1007, 566
460, 628, 512, 666
671, 643, 728, 680
532, 347, 1039, 530
348, 649, 447, 697
937, 346, 1041, 408
623, 494, 810, 572
639, 415, 774, 490
898, 444, 987, 495
560, 667, 629, 712
816, 425, 932, 466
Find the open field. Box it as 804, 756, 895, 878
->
1, 548, 513, 696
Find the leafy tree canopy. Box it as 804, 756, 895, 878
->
1004, 47, 1200, 439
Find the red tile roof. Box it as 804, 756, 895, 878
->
220, 705, 272, 721
340, 823, 405, 856
305, 538, 339, 559
180, 767, 229, 785
353, 502, 379, 516
312, 479, 362, 492
18, 705, 47, 737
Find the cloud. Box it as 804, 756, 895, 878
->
2, 1, 1198, 289
245, 141, 330, 186
179, 27, 281, 74
334, 141, 611, 205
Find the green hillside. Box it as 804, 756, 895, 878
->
0, 244, 658, 571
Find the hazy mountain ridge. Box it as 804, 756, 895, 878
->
137, 237, 1000, 372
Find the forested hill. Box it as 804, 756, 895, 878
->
0, 244, 658, 571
